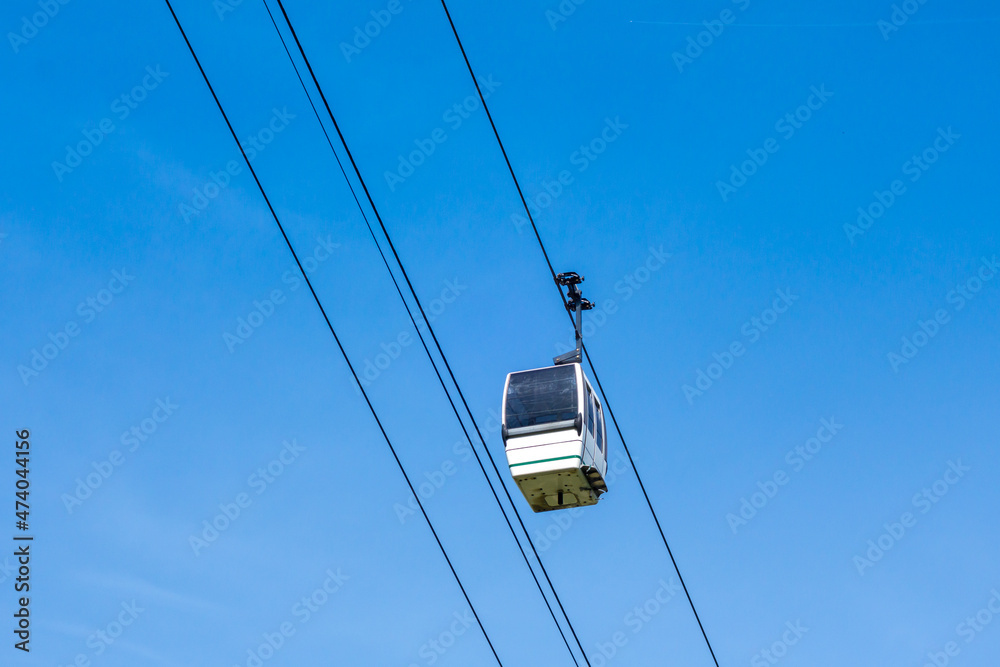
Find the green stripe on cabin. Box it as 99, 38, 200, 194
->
509, 455, 582, 468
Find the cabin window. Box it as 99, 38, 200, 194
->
505, 366, 578, 430
586, 387, 595, 437
595, 400, 604, 452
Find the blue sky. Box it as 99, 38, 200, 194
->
2, 0, 999, 665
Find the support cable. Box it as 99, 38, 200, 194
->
260, 2, 582, 663
268, 2, 593, 663
435, 2, 722, 665
160, 2, 502, 664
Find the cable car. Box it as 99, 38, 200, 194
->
502, 362, 608, 512
501, 272, 608, 512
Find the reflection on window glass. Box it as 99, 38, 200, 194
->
596, 402, 604, 452
505, 365, 578, 429
586, 389, 595, 437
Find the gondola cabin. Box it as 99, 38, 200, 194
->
502, 363, 608, 512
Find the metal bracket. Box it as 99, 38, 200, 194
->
553, 272, 593, 365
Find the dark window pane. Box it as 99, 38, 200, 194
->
596, 403, 604, 452
586, 389, 595, 436
505, 366, 578, 429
